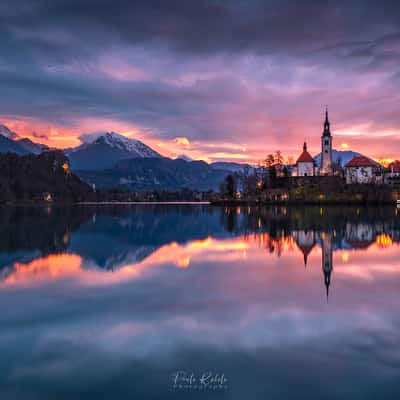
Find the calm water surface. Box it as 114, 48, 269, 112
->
0, 205, 400, 399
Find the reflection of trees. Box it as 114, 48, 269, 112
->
0, 207, 86, 257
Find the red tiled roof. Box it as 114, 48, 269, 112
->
345, 156, 380, 168
296, 150, 314, 164
388, 160, 400, 172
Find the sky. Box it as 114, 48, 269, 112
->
1, 0, 400, 163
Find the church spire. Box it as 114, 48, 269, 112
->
324, 270, 331, 302
303, 141, 307, 152
323, 105, 330, 135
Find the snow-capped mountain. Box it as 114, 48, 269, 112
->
93, 132, 161, 158
67, 132, 162, 170
314, 150, 363, 168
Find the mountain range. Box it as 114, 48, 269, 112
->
0, 123, 372, 191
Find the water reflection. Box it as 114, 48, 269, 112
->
0, 205, 399, 299
1, 205, 400, 399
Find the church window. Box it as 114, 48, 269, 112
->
324, 139, 329, 145
324, 150, 328, 153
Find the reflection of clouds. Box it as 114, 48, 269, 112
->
1, 254, 82, 286
0, 237, 250, 287
1, 232, 400, 398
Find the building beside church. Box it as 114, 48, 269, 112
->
320, 107, 333, 176
384, 160, 400, 185
296, 142, 315, 176
344, 156, 382, 184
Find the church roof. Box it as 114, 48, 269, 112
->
296, 150, 314, 164
345, 156, 380, 168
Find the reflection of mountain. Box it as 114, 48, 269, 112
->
68, 206, 232, 270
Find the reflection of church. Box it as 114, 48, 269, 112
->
321, 232, 333, 300
293, 230, 316, 267
295, 229, 333, 299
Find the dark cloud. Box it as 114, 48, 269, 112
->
31, 131, 49, 140
2, 0, 400, 57
0, 0, 400, 158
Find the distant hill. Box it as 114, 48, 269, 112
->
16, 138, 48, 154
0, 134, 32, 155
67, 132, 162, 170
211, 161, 253, 173
176, 154, 193, 162
0, 124, 47, 155
314, 150, 362, 168
0, 151, 95, 203
76, 157, 231, 191
0, 124, 19, 140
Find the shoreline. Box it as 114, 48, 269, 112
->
210, 199, 399, 206
0, 200, 398, 207
0, 201, 212, 206
76, 201, 211, 205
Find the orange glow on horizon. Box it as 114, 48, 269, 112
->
1, 115, 400, 163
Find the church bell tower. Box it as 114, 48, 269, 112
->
321, 231, 333, 300
321, 106, 333, 176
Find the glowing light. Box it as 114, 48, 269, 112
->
174, 137, 191, 147
341, 252, 350, 262
62, 162, 70, 173
176, 256, 191, 268
376, 234, 393, 248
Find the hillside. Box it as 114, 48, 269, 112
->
76, 157, 230, 191
0, 151, 95, 203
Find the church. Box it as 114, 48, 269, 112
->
296, 142, 315, 176
296, 107, 333, 177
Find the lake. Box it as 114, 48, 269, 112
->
0, 205, 400, 399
